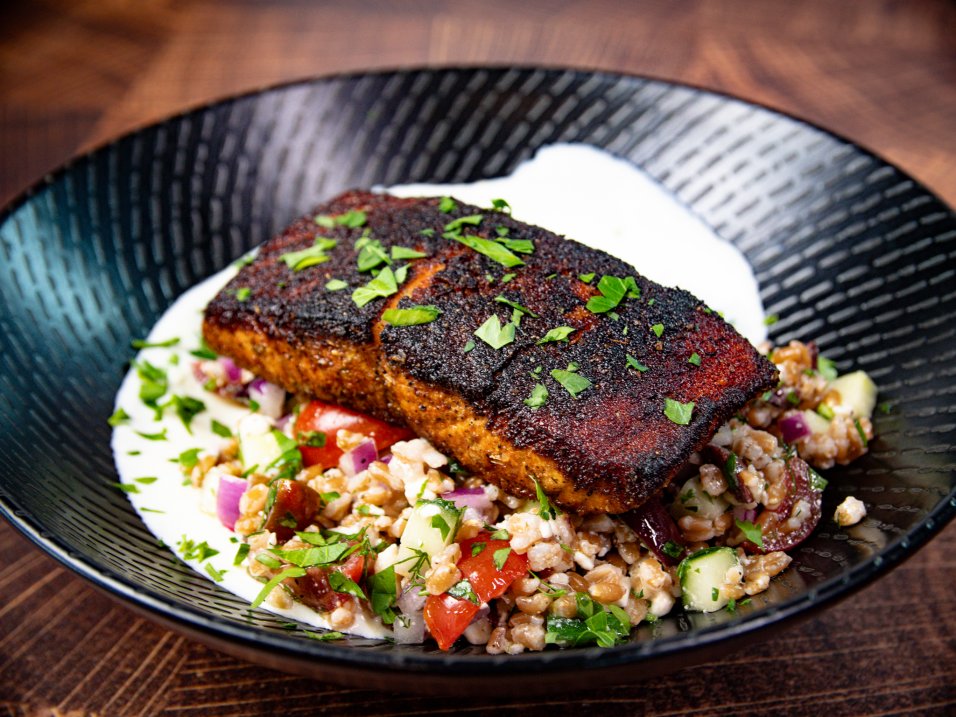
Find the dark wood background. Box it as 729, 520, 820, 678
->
1, 1, 955, 715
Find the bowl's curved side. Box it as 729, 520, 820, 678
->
0, 67, 954, 686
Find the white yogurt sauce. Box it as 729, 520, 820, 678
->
111, 143, 767, 635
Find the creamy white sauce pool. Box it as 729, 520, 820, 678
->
112, 143, 767, 635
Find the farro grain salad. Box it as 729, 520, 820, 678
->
111, 146, 876, 653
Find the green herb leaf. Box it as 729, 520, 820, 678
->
453, 234, 525, 268
170, 394, 205, 433
210, 420, 232, 438
235, 287, 252, 302
356, 238, 391, 272
270, 542, 352, 568
663, 398, 694, 425
492, 547, 511, 571
578, 272, 595, 283
537, 326, 575, 345
251, 566, 307, 608
533, 477, 557, 520
204, 563, 226, 582
808, 467, 828, 491
447, 579, 480, 605
524, 383, 549, 409
352, 266, 399, 307
500, 272, 516, 283
471, 542, 487, 557
382, 305, 442, 326
391, 246, 428, 260
651, 323, 665, 338
735, 519, 764, 548
131, 337, 180, 350
490, 198, 511, 213
337, 209, 367, 228
234, 543, 250, 566
474, 314, 516, 349
586, 275, 628, 314
817, 356, 838, 381
854, 418, 868, 447
108, 407, 130, 427
328, 571, 367, 600
325, 279, 348, 291
688, 352, 702, 366
463, 339, 476, 353
438, 196, 457, 213
135, 429, 168, 441
764, 314, 779, 326
112, 482, 139, 494
626, 354, 648, 372
369, 565, 399, 624
494, 295, 539, 318
550, 364, 592, 398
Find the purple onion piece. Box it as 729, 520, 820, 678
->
779, 412, 811, 443
340, 439, 378, 476
623, 498, 687, 566
220, 356, 242, 383
380, 453, 393, 465
248, 379, 286, 419
733, 504, 758, 523
441, 487, 493, 518
217, 473, 248, 530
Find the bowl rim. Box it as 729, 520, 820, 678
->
1, 64, 955, 679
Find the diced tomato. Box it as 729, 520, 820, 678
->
424, 593, 480, 651
293, 400, 414, 469
292, 552, 365, 613
457, 533, 529, 603
262, 479, 321, 542
423, 532, 529, 650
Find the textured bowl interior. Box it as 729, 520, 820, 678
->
1, 67, 955, 688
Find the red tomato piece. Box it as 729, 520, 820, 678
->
424, 593, 480, 651
293, 400, 414, 469
457, 533, 529, 603
423, 532, 529, 650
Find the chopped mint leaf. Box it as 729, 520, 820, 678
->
663, 398, 694, 425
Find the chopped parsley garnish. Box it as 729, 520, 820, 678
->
688, 352, 702, 366
204, 563, 226, 582
382, 305, 442, 326
463, 339, 476, 353
735, 519, 763, 548
177, 536, 219, 562
626, 354, 648, 372
391, 246, 428, 260
234, 543, 251, 566
448, 579, 480, 605
663, 398, 694, 425
134, 476, 157, 484
235, 287, 251, 302
578, 272, 595, 283
210, 420, 232, 438
169, 394, 205, 433
500, 272, 516, 283
544, 594, 630, 648
854, 418, 868, 447
135, 428, 168, 441
177, 447, 202, 469
524, 383, 549, 409
315, 209, 366, 228
108, 407, 130, 427
443, 214, 483, 233
251, 566, 307, 608
325, 279, 348, 291
651, 323, 665, 338
270, 542, 352, 568
352, 266, 399, 307
492, 547, 512, 571
471, 542, 487, 557
494, 295, 538, 319
490, 198, 511, 213
722, 451, 739, 489
816, 403, 835, 420
453, 234, 525, 268
355, 237, 391, 272
136, 360, 168, 411
550, 363, 592, 398
438, 196, 457, 213
662, 541, 683, 559
279, 239, 338, 271
763, 314, 779, 326
537, 326, 575, 345
817, 356, 838, 381
131, 337, 180, 350
474, 314, 516, 349
368, 565, 399, 624
328, 571, 367, 600
532, 477, 558, 520
808, 467, 828, 492
112, 482, 139, 494
585, 275, 639, 314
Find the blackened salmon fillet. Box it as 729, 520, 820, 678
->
203, 191, 776, 514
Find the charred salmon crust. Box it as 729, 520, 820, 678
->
203, 190, 778, 513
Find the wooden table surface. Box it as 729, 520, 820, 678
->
2, 1, 955, 715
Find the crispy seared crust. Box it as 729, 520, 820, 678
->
203, 191, 777, 513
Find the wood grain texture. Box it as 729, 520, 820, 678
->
1, 0, 955, 715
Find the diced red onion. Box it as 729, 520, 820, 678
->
380, 453, 393, 465
733, 504, 758, 523
441, 487, 494, 521
248, 379, 286, 419
340, 439, 378, 476
779, 412, 811, 443
275, 413, 293, 431
220, 356, 242, 383
217, 473, 248, 530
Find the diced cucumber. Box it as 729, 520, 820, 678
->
800, 409, 831, 435
238, 415, 284, 472
828, 370, 877, 419
672, 477, 729, 522
677, 546, 740, 612
393, 499, 463, 578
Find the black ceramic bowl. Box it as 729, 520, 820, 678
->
1, 67, 954, 693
